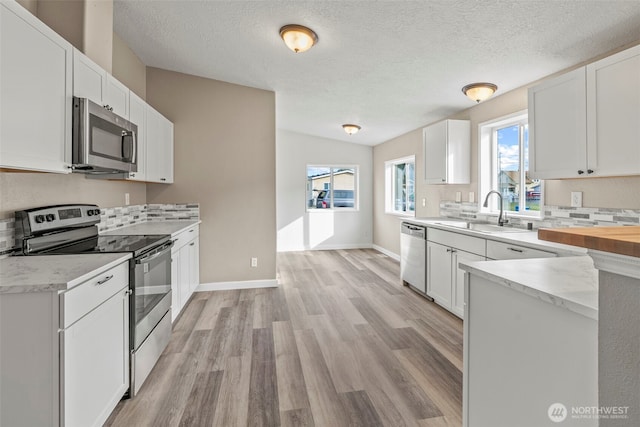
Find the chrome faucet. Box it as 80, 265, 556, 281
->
483, 190, 508, 226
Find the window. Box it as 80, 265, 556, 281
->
479, 111, 542, 217
306, 166, 357, 210
385, 156, 415, 215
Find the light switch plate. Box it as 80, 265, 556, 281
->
571, 191, 583, 208
455, 191, 462, 202
469, 192, 475, 203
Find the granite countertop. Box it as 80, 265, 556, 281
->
0, 253, 132, 294
402, 217, 587, 256
460, 256, 598, 320
539, 225, 640, 258
101, 220, 201, 237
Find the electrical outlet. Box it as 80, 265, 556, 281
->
251, 257, 258, 268
469, 192, 475, 203
422, 198, 426, 207
571, 191, 583, 208
125, 193, 130, 206
455, 191, 462, 202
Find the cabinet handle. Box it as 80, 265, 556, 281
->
190, 242, 195, 246
96, 274, 114, 285
189, 229, 194, 233
160, 178, 167, 181
507, 247, 524, 253
125, 289, 133, 296
577, 169, 584, 175
446, 248, 457, 253
587, 169, 594, 174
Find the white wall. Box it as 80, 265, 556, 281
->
277, 130, 373, 251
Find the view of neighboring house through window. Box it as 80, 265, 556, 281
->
307, 166, 357, 210
385, 156, 415, 215
480, 111, 542, 217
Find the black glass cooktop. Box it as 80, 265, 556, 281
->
47, 234, 170, 257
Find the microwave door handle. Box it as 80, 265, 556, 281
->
121, 130, 136, 163
131, 130, 137, 164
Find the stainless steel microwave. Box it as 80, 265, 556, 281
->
72, 97, 137, 175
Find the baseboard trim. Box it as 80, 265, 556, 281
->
278, 243, 373, 252
372, 244, 400, 261
196, 279, 279, 292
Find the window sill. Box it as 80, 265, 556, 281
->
385, 211, 416, 218
307, 208, 360, 213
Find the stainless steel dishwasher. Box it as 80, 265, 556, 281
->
400, 222, 428, 295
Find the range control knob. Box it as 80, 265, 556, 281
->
87, 210, 94, 216
35, 215, 45, 223
46, 214, 55, 222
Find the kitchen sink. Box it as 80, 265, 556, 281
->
435, 221, 529, 234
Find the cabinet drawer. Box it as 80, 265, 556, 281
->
171, 225, 199, 252
486, 240, 557, 260
428, 228, 486, 256
60, 262, 129, 328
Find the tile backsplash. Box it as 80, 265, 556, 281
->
1, 203, 199, 257
439, 201, 640, 228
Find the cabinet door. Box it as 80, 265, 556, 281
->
424, 121, 448, 184
61, 287, 129, 427
529, 67, 587, 179
188, 236, 200, 293
178, 244, 191, 309
586, 44, 640, 177
104, 75, 129, 119
427, 242, 452, 309
452, 250, 484, 318
146, 107, 174, 183
171, 252, 180, 322
127, 92, 146, 181
73, 48, 105, 105
0, 2, 72, 173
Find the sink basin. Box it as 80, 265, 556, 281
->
435, 221, 529, 234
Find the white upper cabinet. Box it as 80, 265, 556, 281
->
586, 44, 640, 177
0, 1, 72, 173
423, 119, 470, 184
529, 68, 587, 179
127, 92, 146, 181
146, 105, 174, 184
73, 48, 129, 118
529, 44, 640, 179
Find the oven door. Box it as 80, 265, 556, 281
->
132, 240, 173, 350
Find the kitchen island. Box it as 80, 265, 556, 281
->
540, 226, 640, 427
459, 255, 598, 427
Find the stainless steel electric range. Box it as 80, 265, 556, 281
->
15, 204, 173, 397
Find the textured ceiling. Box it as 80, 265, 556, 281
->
114, 0, 640, 146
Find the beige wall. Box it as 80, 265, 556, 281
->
0, 172, 146, 219
29, 0, 113, 72
112, 32, 146, 99
145, 68, 276, 284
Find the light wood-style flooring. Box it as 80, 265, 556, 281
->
105, 249, 463, 427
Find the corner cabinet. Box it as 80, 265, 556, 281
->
0, 260, 130, 427
0, 1, 72, 173
529, 44, 640, 179
171, 225, 200, 321
146, 106, 174, 184
423, 119, 470, 184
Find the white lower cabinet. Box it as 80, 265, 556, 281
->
0, 260, 129, 427
61, 285, 129, 427
171, 226, 200, 321
427, 241, 484, 318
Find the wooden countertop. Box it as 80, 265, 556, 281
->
538, 226, 640, 258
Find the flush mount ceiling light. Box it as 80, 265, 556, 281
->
342, 124, 361, 135
279, 24, 318, 53
462, 82, 498, 103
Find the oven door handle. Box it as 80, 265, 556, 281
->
135, 241, 174, 264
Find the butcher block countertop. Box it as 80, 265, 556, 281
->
538, 226, 640, 258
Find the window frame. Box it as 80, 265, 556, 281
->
385, 155, 416, 217
479, 110, 543, 219
306, 165, 359, 212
